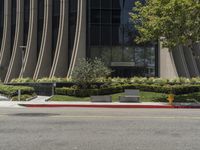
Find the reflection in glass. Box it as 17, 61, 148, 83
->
87, 0, 157, 77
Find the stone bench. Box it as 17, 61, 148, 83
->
119, 89, 140, 103
90, 96, 112, 103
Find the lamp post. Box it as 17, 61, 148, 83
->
19, 46, 27, 78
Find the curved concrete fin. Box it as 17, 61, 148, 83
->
67, 0, 86, 78
50, 0, 68, 78
192, 43, 200, 74
159, 44, 178, 78
182, 45, 199, 77
172, 45, 190, 77
0, 0, 11, 82
19, 0, 37, 78
33, 0, 52, 79
4, 0, 24, 83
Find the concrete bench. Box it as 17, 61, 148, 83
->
119, 89, 140, 103
91, 96, 112, 103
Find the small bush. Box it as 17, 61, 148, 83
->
0, 85, 35, 97
36, 77, 71, 83
10, 77, 34, 83
72, 58, 112, 89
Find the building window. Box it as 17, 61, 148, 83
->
37, 0, 44, 59
87, 0, 158, 77
0, 0, 4, 48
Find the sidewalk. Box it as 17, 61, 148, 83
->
1, 96, 200, 109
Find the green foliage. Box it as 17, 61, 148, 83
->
55, 86, 123, 97
72, 58, 112, 89
36, 77, 71, 83
10, 77, 72, 83
10, 77, 34, 83
11, 94, 36, 101
0, 85, 35, 97
55, 83, 200, 97
130, 0, 200, 48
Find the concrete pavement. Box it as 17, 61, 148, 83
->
0, 95, 200, 109
0, 108, 200, 150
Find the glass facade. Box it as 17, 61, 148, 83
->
37, 0, 44, 59
52, 0, 60, 64
68, 0, 78, 65
87, 0, 158, 77
23, 0, 30, 47
11, 0, 16, 57
0, 0, 4, 49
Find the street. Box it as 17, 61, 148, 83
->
0, 108, 200, 150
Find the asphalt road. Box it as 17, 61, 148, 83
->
0, 108, 200, 150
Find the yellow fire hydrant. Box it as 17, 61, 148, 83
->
167, 94, 174, 105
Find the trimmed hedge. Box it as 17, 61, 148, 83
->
0, 85, 35, 97
55, 84, 200, 97
56, 86, 123, 97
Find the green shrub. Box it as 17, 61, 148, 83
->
0, 85, 35, 97
10, 77, 34, 83
55, 86, 123, 97
36, 77, 71, 83
72, 58, 112, 89
11, 94, 36, 101
55, 84, 200, 97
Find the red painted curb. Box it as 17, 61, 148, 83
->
18, 104, 180, 109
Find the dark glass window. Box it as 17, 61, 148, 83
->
23, 0, 30, 47
52, 0, 60, 63
112, 0, 121, 9
90, 25, 100, 45
11, 0, 17, 55
37, 0, 44, 58
101, 25, 111, 45
112, 10, 121, 24
0, 0, 4, 48
101, 9, 111, 24
90, 10, 100, 24
87, 0, 158, 77
68, 0, 78, 65
91, 0, 100, 9
101, 0, 111, 9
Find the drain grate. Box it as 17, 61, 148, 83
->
9, 113, 59, 117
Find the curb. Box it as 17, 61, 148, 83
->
18, 104, 200, 109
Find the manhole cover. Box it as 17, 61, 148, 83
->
9, 113, 59, 117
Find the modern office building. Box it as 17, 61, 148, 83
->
0, 0, 199, 83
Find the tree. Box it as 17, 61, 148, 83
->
130, 0, 200, 49
72, 58, 112, 89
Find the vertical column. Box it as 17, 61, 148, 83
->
182, 45, 199, 77
172, 45, 190, 77
33, 0, 53, 79
193, 43, 200, 72
19, 0, 37, 78
0, 0, 11, 82
67, 0, 86, 78
4, 0, 24, 83
50, 0, 69, 77
159, 43, 178, 78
